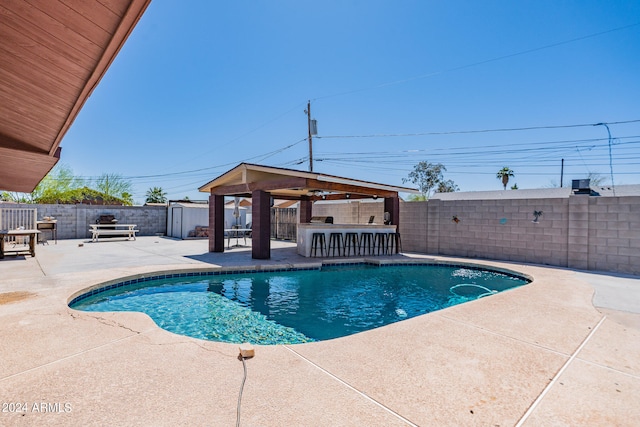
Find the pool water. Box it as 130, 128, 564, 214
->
70, 264, 528, 344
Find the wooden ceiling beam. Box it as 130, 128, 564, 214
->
0, 0, 152, 192
305, 179, 397, 198
0, 146, 60, 193
0, 132, 44, 153
310, 193, 373, 201
50, 0, 153, 155
210, 177, 309, 195
209, 176, 400, 199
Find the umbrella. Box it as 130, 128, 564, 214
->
233, 197, 240, 227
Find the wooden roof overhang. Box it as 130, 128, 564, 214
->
199, 163, 420, 201
0, 0, 151, 193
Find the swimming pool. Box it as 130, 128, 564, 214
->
69, 262, 529, 344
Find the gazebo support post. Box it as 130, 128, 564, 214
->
252, 189, 271, 259
209, 194, 225, 252
384, 196, 400, 227
299, 196, 313, 223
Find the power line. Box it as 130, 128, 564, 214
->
316, 119, 640, 139
312, 22, 640, 102
314, 137, 640, 162
594, 123, 616, 195
165, 101, 308, 171
89, 137, 308, 180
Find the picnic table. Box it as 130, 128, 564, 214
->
0, 229, 40, 258
89, 224, 138, 242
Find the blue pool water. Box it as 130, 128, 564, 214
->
70, 263, 529, 344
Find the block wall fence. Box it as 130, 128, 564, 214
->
313, 196, 640, 276
7, 204, 167, 240
5, 196, 638, 275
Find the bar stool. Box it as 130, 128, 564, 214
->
311, 232, 326, 257
387, 231, 402, 254
374, 232, 388, 255
328, 232, 344, 257
359, 232, 374, 255
344, 232, 359, 256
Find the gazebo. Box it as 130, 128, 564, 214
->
199, 163, 419, 259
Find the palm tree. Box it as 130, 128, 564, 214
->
496, 167, 514, 190
145, 186, 167, 204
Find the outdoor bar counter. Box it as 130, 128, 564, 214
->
297, 223, 397, 257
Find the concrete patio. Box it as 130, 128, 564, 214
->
1, 236, 638, 426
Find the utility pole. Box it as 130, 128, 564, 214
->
594, 122, 615, 195
560, 158, 564, 187
305, 100, 313, 171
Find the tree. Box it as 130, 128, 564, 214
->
436, 179, 459, 193
145, 187, 167, 204
496, 167, 514, 190
403, 161, 447, 199
35, 186, 129, 205
406, 194, 427, 201
95, 173, 133, 204
510, 183, 518, 190
1, 191, 31, 203
587, 172, 607, 186
3, 166, 133, 205
120, 192, 134, 205
32, 164, 85, 203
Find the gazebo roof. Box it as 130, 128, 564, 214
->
199, 163, 419, 200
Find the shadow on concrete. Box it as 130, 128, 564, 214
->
185, 245, 303, 266
185, 245, 419, 267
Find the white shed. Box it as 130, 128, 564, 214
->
167, 202, 247, 239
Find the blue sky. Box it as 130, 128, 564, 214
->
61, 0, 640, 203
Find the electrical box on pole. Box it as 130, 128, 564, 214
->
305, 100, 316, 172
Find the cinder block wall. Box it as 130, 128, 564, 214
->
431, 198, 569, 266
11, 194, 638, 275
311, 201, 385, 225
311, 195, 639, 275
13, 204, 167, 239
312, 200, 428, 252
399, 201, 428, 253
587, 196, 640, 275
421, 194, 639, 275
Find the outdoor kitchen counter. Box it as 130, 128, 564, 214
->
297, 223, 396, 257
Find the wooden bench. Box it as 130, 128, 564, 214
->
89, 224, 138, 242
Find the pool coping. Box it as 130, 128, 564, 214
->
66, 259, 533, 346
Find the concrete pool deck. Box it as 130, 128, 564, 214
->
1, 237, 638, 426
